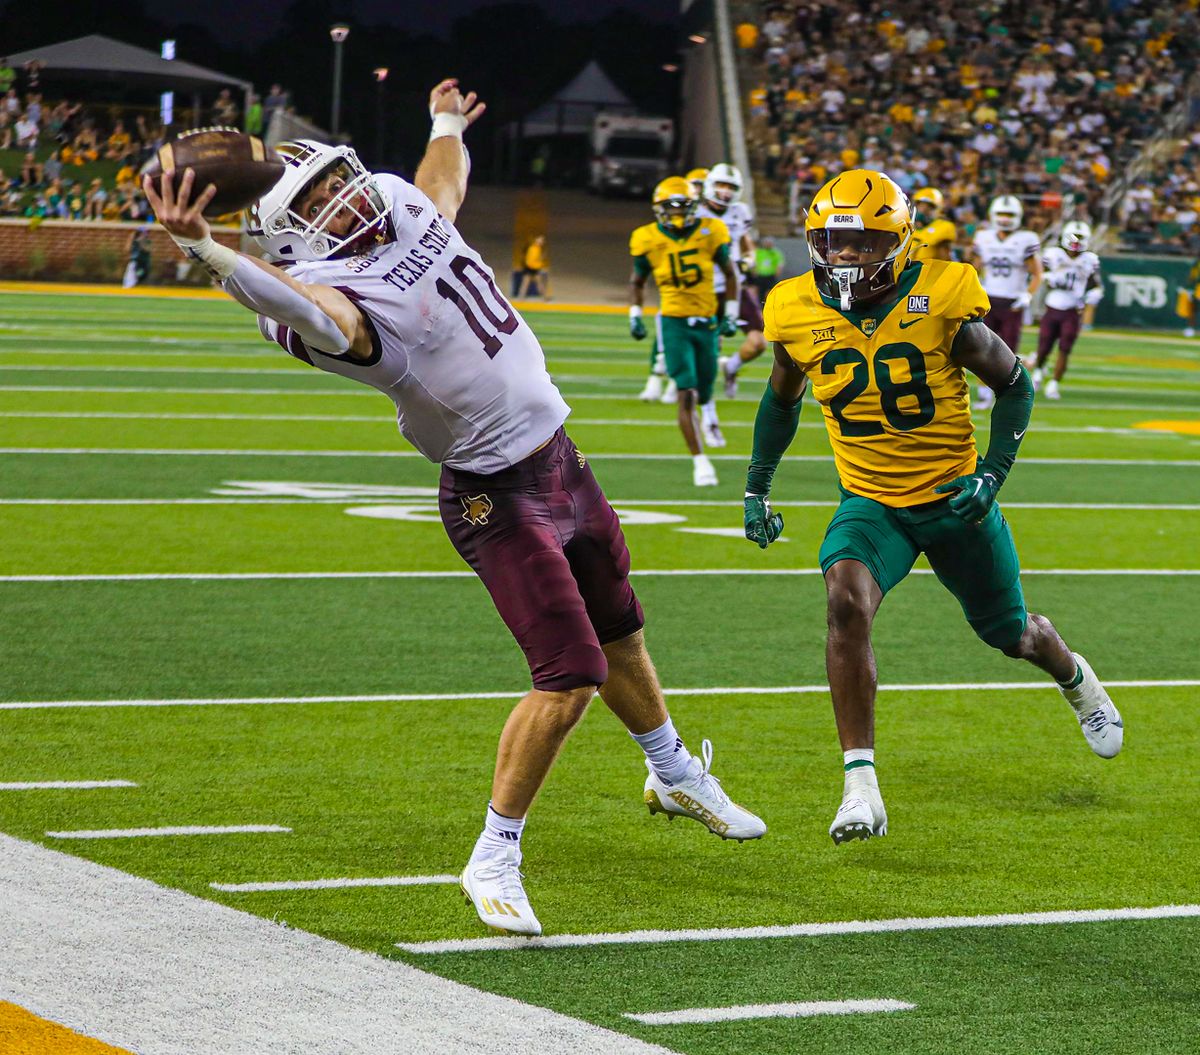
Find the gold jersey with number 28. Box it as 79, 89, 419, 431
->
764, 259, 991, 507
630, 218, 731, 318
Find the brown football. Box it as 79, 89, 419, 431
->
145, 128, 285, 218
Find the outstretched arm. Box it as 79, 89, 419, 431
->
939, 320, 1035, 522
415, 78, 486, 224
744, 342, 807, 548
143, 167, 371, 359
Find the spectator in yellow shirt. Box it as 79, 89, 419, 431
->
104, 120, 131, 160
520, 235, 550, 300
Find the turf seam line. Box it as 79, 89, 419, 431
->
396, 904, 1200, 954
4, 680, 1196, 711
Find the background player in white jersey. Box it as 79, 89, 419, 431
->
1033, 221, 1103, 399
143, 78, 765, 938
698, 164, 768, 405
970, 195, 1043, 409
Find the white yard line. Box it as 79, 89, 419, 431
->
397, 904, 1200, 955
211, 875, 459, 893
0, 363, 313, 376
624, 999, 915, 1025
1, 568, 1196, 584
0, 833, 675, 1055
0, 447, 1198, 466
46, 825, 292, 840
0, 780, 136, 791
4, 680, 1196, 712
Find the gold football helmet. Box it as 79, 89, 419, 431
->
911, 186, 945, 227
684, 167, 709, 198
805, 170, 913, 310
652, 177, 698, 230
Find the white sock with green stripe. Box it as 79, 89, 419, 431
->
843, 749, 878, 794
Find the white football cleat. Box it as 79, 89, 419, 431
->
644, 738, 766, 842
1031, 367, 1044, 391
660, 378, 679, 404
460, 848, 542, 936
829, 784, 888, 844
702, 420, 727, 448
1045, 378, 1061, 400
638, 374, 664, 402
973, 385, 995, 411
1184, 327, 1195, 338
1059, 653, 1123, 758
692, 454, 718, 487
719, 355, 739, 398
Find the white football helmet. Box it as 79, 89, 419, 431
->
247, 140, 390, 262
1060, 220, 1091, 253
988, 195, 1024, 232
703, 163, 744, 209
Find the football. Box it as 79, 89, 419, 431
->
144, 127, 285, 218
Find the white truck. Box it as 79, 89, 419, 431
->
589, 114, 674, 197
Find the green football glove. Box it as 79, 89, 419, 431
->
630, 315, 647, 340
934, 466, 1001, 524
744, 494, 784, 548
719, 313, 739, 337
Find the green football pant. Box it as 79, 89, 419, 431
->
656, 314, 718, 404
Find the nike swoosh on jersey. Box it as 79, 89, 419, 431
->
898, 318, 921, 329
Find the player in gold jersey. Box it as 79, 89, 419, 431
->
742, 170, 1123, 843
909, 186, 956, 262
630, 177, 739, 485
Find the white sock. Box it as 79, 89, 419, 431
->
693, 452, 711, 467
654, 352, 666, 374
473, 803, 525, 859
632, 717, 693, 785
843, 748, 878, 794
726, 354, 743, 376
700, 401, 719, 426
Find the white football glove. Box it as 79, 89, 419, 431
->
1013, 290, 1032, 310
1084, 287, 1103, 305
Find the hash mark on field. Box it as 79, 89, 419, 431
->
397, 904, 1200, 954
45, 825, 291, 840
211, 875, 458, 893
0, 780, 136, 791
5, 680, 1197, 711
623, 999, 916, 1025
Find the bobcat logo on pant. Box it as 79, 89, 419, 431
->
461, 494, 493, 527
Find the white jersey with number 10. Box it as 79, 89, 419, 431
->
257, 173, 569, 474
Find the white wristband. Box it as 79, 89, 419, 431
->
430, 112, 468, 141
629, 305, 643, 319
171, 233, 237, 280
724, 299, 739, 319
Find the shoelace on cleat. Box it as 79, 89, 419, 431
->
473, 857, 528, 901
1080, 707, 1110, 733
686, 739, 731, 808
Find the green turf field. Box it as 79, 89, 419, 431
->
1, 290, 1198, 1053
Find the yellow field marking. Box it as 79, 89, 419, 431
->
1109, 355, 1200, 371
0, 1001, 134, 1053
0, 281, 226, 300
1134, 420, 1200, 436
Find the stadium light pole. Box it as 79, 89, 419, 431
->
330, 24, 350, 139
373, 67, 389, 165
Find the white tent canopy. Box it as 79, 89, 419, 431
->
511, 60, 635, 138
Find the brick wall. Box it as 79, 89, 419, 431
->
0, 219, 243, 284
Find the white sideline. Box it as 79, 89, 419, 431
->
624, 999, 915, 1025
1, 446, 1199, 466
0, 833, 675, 1055
397, 904, 1200, 955
3, 567, 1199, 584
212, 875, 459, 893
3, 680, 1196, 712
46, 824, 291, 840
0, 779, 136, 790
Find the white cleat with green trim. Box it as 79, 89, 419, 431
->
1059, 653, 1124, 759
644, 739, 766, 842
829, 784, 888, 845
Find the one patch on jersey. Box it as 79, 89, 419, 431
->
406, 203, 424, 218
812, 326, 836, 343
907, 295, 929, 314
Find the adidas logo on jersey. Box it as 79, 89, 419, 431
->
907, 295, 929, 314
406, 204, 424, 218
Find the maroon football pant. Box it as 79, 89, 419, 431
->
1036, 306, 1083, 363
984, 297, 1024, 354
439, 428, 645, 692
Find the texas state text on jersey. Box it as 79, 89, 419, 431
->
630, 218, 730, 318
764, 259, 991, 506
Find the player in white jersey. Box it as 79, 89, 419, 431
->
697, 164, 769, 408
1033, 221, 1103, 399
970, 196, 1043, 409
143, 78, 765, 938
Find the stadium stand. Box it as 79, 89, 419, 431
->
733, 1, 1200, 250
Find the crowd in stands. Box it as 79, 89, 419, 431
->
0, 55, 294, 225
737, 1, 1200, 251
1115, 127, 1200, 253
